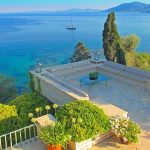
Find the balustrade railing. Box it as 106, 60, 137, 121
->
0, 124, 37, 150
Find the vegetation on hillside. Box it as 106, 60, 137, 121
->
0, 93, 50, 135
126, 52, 150, 71
0, 104, 19, 134
71, 42, 90, 62
0, 74, 17, 103
56, 100, 110, 142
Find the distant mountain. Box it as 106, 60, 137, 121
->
57, 8, 101, 12
103, 2, 150, 13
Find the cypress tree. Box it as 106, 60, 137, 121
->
102, 12, 120, 62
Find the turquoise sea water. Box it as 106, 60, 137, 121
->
0, 12, 150, 91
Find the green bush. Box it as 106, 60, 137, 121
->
135, 53, 150, 71
0, 93, 50, 135
56, 100, 110, 142
38, 122, 71, 148
0, 104, 20, 135
126, 52, 150, 71
9, 93, 50, 126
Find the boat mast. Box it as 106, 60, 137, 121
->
71, 16, 73, 27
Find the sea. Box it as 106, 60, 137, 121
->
0, 12, 150, 91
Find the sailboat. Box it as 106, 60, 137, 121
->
66, 17, 76, 30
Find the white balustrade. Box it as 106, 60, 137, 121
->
0, 124, 37, 150
103, 61, 150, 79
48, 60, 90, 72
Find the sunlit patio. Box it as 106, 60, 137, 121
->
54, 65, 150, 131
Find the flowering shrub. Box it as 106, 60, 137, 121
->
110, 115, 141, 143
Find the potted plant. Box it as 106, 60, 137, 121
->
38, 122, 71, 150
89, 72, 98, 80
110, 115, 141, 144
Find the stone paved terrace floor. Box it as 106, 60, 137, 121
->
57, 68, 150, 131
11, 131, 150, 150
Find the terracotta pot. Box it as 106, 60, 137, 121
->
120, 137, 130, 144
47, 145, 62, 150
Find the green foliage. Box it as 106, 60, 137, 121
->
102, 12, 120, 62
121, 34, 140, 52
89, 72, 98, 79
37, 78, 41, 93
0, 74, 17, 103
126, 52, 150, 71
56, 100, 110, 142
38, 122, 71, 147
102, 13, 140, 65
29, 72, 35, 92
110, 116, 141, 143
71, 42, 90, 62
124, 120, 141, 143
116, 44, 126, 65
125, 52, 136, 66
0, 93, 51, 135
0, 104, 20, 135
116, 34, 140, 65
135, 53, 150, 71
9, 93, 50, 126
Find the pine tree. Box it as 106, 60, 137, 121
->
102, 12, 120, 62
71, 42, 89, 62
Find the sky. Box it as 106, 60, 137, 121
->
0, 0, 149, 12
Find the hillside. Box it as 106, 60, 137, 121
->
103, 2, 150, 13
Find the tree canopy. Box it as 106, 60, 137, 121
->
102, 12, 120, 62
121, 34, 140, 52
71, 42, 90, 62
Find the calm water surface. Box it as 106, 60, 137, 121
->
0, 12, 150, 90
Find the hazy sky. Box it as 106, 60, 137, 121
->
0, 0, 149, 12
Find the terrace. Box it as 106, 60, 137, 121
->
31, 59, 150, 131
52, 62, 150, 131
0, 60, 147, 150
4, 59, 149, 150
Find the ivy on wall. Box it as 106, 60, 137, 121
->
29, 72, 35, 92
37, 78, 41, 94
